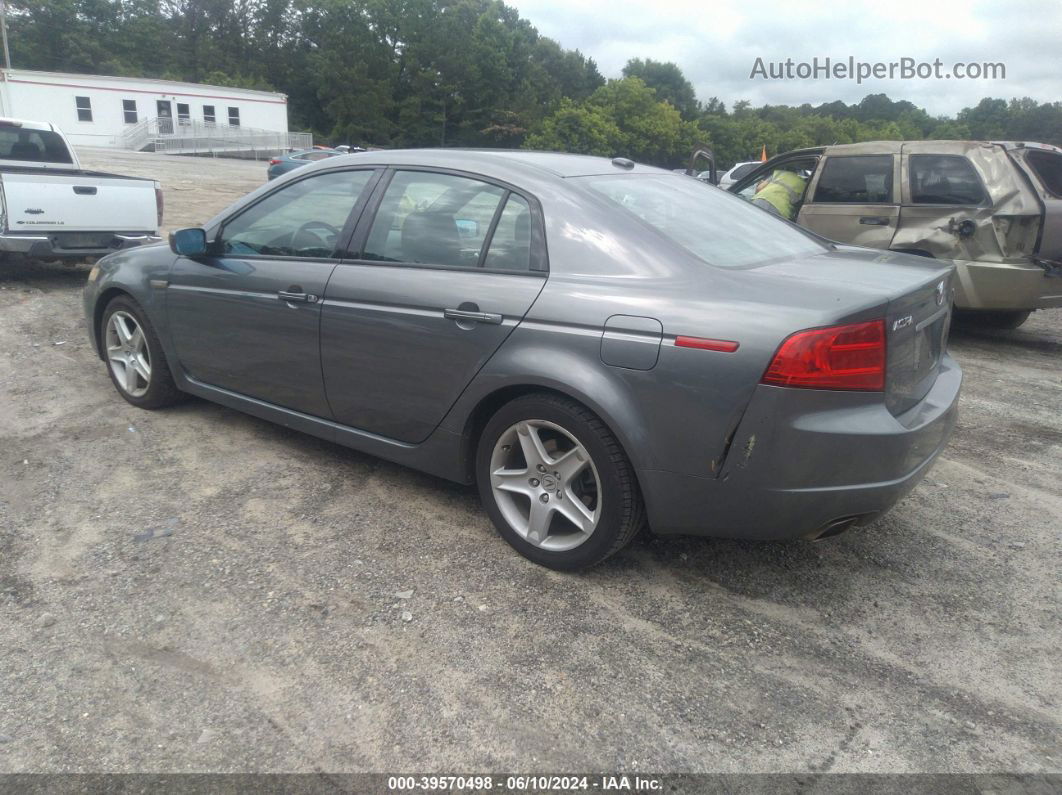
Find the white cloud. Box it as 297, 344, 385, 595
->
507, 0, 1061, 114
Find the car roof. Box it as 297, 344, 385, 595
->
0, 117, 57, 133
323, 148, 670, 179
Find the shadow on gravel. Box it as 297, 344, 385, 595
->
949, 320, 1062, 355
0, 258, 90, 290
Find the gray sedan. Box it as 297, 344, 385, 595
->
83, 150, 961, 570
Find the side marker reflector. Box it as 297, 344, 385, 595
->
675, 336, 740, 353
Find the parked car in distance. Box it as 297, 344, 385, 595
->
729, 141, 1062, 328
84, 150, 961, 570
267, 148, 344, 180
0, 117, 162, 260
717, 161, 763, 189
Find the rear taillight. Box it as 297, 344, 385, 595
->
155, 185, 163, 229
269, 158, 281, 165
761, 319, 886, 391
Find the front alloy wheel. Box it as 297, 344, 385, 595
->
106, 310, 152, 397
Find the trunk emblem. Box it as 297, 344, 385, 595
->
892, 316, 913, 331
24, 208, 44, 215
935, 281, 946, 306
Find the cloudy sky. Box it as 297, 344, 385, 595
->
507, 0, 1061, 115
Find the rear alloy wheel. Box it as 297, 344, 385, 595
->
101, 296, 185, 409
476, 394, 644, 570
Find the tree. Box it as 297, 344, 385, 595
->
622, 57, 698, 119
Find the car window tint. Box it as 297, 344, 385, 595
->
583, 173, 826, 269
813, 155, 894, 203
220, 170, 373, 258
910, 155, 986, 205
482, 194, 532, 271
362, 171, 505, 267
1025, 150, 1062, 198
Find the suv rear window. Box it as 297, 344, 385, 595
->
0, 128, 74, 164
582, 173, 826, 268
910, 154, 986, 205
1025, 150, 1062, 198
813, 155, 894, 203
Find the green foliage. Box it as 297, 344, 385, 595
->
5, 1, 1061, 163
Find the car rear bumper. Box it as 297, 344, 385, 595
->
0, 232, 161, 259
953, 259, 1062, 310
640, 354, 962, 539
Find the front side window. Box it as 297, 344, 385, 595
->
1022, 150, 1062, 199
909, 154, 986, 205
813, 155, 894, 203
227, 107, 240, 126
219, 170, 374, 258
122, 99, 137, 124
362, 171, 505, 268
203, 105, 216, 124
75, 96, 92, 122
582, 174, 826, 269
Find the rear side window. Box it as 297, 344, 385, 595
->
362, 171, 506, 268
219, 169, 374, 258
813, 155, 894, 203
910, 154, 986, 205
1024, 150, 1062, 198
0, 129, 74, 163
482, 194, 532, 271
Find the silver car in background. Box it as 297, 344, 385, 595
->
83, 150, 961, 569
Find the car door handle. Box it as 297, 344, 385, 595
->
277, 289, 319, 303
444, 308, 503, 325
859, 216, 890, 226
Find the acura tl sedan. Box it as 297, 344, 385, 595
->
84, 150, 961, 570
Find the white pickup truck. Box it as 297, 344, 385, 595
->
0, 117, 161, 259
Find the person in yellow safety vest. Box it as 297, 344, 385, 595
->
751, 169, 808, 221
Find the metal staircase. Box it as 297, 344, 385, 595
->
115, 118, 312, 158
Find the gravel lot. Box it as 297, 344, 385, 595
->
0, 148, 1059, 774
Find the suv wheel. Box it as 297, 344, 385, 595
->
476, 393, 644, 570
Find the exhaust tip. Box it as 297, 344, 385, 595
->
805, 516, 862, 541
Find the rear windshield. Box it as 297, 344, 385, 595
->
1024, 150, 1062, 198
0, 128, 73, 164
580, 173, 826, 268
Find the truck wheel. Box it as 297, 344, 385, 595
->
476, 393, 645, 570
100, 296, 185, 409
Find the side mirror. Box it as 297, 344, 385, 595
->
170, 227, 208, 257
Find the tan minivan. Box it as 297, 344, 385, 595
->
728, 140, 1062, 328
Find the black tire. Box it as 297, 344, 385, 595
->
100, 295, 186, 409
955, 309, 1031, 330
475, 393, 645, 570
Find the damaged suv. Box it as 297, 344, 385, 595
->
730, 141, 1062, 328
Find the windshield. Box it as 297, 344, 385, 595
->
580, 173, 826, 268
0, 128, 73, 164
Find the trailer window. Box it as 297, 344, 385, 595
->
122, 99, 138, 124
228, 107, 240, 127
75, 96, 93, 122
1025, 150, 1062, 198
203, 105, 216, 125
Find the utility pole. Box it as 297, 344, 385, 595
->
0, 0, 11, 71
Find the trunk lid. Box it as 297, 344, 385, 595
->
0, 171, 158, 234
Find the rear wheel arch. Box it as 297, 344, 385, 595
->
461, 384, 645, 492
